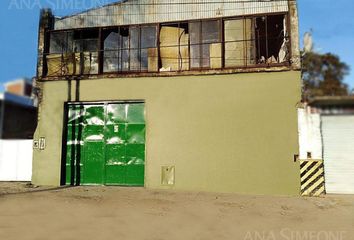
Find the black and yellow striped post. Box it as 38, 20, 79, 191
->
300, 160, 326, 196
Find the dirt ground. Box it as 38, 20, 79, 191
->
0, 182, 353, 240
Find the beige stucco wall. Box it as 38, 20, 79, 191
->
33, 71, 301, 195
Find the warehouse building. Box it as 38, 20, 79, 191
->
32, 0, 302, 195
298, 97, 354, 195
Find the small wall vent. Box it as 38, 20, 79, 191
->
161, 166, 175, 186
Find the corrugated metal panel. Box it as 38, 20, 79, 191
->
0, 140, 33, 181
54, 0, 289, 30
322, 115, 354, 194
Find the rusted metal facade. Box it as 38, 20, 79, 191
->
54, 0, 289, 30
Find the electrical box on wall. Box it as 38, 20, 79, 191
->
161, 166, 175, 186
39, 137, 46, 150
33, 138, 46, 150
33, 140, 39, 149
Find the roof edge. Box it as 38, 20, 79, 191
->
55, 0, 126, 20
309, 96, 354, 107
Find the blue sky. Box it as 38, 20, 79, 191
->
0, 0, 353, 90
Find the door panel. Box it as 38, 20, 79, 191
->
65, 105, 83, 185
105, 103, 146, 186
81, 105, 105, 185
124, 103, 146, 185
126, 104, 145, 123
126, 124, 146, 144
81, 141, 105, 184
125, 143, 145, 185
107, 104, 126, 124
105, 123, 126, 185
322, 115, 354, 194
65, 102, 145, 186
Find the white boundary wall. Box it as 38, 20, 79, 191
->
298, 108, 323, 160
0, 140, 33, 181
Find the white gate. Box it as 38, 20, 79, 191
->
0, 140, 33, 181
322, 115, 354, 194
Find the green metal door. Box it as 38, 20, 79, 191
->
81, 105, 105, 185
65, 102, 145, 186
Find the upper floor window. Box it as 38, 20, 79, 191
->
224, 18, 255, 67
47, 29, 99, 76
160, 22, 189, 72
44, 14, 289, 77
190, 20, 222, 69
158, 20, 221, 71
103, 25, 157, 73
255, 15, 288, 64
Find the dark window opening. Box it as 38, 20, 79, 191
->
73, 29, 99, 74
255, 15, 288, 65
103, 25, 157, 73
49, 31, 73, 54
103, 28, 120, 73
73, 29, 99, 52
46, 29, 99, 76
103, 27, 129, 72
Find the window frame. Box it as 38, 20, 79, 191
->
44, 12, 291, 77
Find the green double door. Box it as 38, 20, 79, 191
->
65, 102, 145, 186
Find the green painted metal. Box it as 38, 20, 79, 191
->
81, 105, 105, 185
65, 102, 145, 186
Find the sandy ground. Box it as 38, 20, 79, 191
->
0, 182, 353, 240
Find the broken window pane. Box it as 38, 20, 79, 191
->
103, 29, 120, 73
267, 15, 287, 63
49, 31, 73, 54
46, 14, 289, 77
81, 52, 99, 74
120, 27, 130, 72
104, 50, 119, 72
84, 39, 99, 52
71, 29, 99, 74
49, 32, 65, 54
255, 17, 267, 64
47, 31, 74, 76
104, 30, 119, 50
178, 23, 190, 71
73, 29, 99, 53
255, 15, 287, 64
